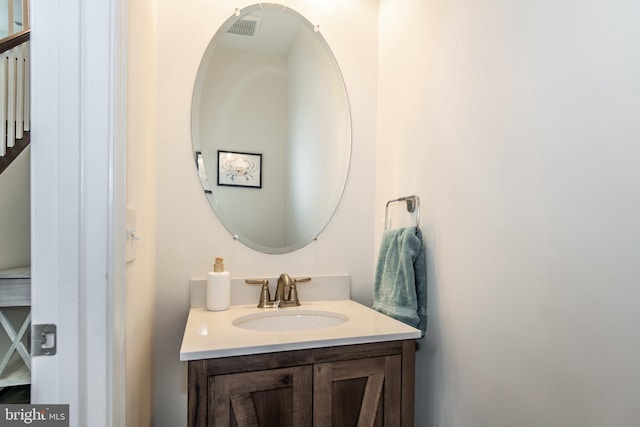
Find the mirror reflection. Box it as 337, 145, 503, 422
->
192, 4, 351, 254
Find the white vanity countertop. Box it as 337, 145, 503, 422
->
179, 299, 421, 361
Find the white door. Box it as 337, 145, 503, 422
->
30, 0, 126, 426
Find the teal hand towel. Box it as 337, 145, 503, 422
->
373, 226, 427, 333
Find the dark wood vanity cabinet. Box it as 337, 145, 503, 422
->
188, 340, 415, 427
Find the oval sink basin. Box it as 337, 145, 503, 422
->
232, 309, 349, 332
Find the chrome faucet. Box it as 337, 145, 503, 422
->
245, 274, 311, 308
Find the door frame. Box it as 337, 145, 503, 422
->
30, 0, 127, 425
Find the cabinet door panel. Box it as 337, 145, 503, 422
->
314, 355, 401, 427
212, 366, 313, 427
330, 377, 368, 426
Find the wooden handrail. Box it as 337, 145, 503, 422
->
0, 132, 30, 175
0, 29, 30, 55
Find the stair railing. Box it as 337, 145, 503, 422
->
0, 0, 30, 175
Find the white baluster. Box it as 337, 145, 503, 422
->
8, 0, 14, 35
0, 53, 6, 157
23, 41, 30, 132
16, 44, 24, 139
7, 48, 15, 149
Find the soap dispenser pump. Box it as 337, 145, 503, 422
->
207, 257, 230, 311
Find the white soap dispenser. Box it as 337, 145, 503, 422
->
207, 257, 230, 311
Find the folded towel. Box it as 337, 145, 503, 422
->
372, 226, 427, 333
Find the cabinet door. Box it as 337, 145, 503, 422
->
313, 355, 402, 427
211, 366, 313, 427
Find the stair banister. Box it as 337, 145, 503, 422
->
0, 29, 30, 175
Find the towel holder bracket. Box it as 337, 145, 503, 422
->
385, 195, 420, 230
405, 198, 416, 213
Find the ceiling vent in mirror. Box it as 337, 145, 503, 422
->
227, 16, 261, 37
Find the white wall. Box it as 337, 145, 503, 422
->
155, 1, 378, 426
0, 147, 30, 271
377, 0, 640, 425
125, 0, 157, 425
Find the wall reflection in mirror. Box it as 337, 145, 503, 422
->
192, 4, 352, 254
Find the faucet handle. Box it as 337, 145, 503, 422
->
287, 277, 311, 306
245, 278, 271, 307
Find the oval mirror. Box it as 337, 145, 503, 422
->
192, 4, 352, 254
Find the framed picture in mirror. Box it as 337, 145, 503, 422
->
217, 150, 262, 188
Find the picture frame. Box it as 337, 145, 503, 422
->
217, 150, 262, 188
